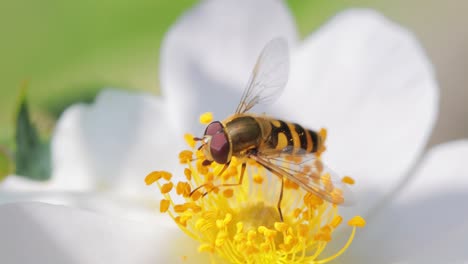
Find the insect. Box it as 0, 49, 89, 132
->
192, 38, 350, 221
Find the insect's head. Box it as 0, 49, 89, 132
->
197, 121, 231, 165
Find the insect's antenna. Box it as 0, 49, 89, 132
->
192, 136, 206, 151
190, 156, 199, 162
188, 135, 213, 166
190, 136, 210, 164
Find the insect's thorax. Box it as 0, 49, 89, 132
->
223, 114, 323, 157
223, 115, 263, 156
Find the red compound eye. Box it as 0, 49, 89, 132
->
204, 121, 230, 164
204, 121, 223, 136
210, 132, 229, 164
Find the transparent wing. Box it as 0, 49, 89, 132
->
235, 38, 290, 114
250, 149, 354, 205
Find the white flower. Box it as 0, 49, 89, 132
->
1, 0, 467, 263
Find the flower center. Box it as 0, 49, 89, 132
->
145, 113, 366, 263
236, 202, 279, 231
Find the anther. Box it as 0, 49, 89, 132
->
199, 112, 213, 124
348, 216, 366, 228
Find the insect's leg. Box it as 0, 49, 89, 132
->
236, 162, 247, 186
250, 155, 285, 221
190, 183, 209, 197
216, 162, 230, 177
202, 162, 247, 196
277, 177, 284, 222
191, 162, 230, 197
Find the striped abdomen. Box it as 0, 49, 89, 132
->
223, 115, 325, 158
261, 118, 324, 155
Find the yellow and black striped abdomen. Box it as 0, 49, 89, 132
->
266, 119, 323, 154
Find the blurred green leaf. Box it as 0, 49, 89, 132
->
0, 147, 13, 181
15, 88, 51, 181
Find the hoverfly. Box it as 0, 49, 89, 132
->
192, 38, 350, 221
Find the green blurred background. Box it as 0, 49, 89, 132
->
1, 0, 467, 149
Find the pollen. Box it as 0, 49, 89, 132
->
199, 112, 213, 124
160, 182, 174, 194
179, 150, 193, 164
160, 199, 170, 213
144, 171, 161, 185
145, 171, 172, 185
342, 176, 355, 185
222, 188, 234, 198
348, 216, 366, 228
253, 173, 264, 184
146, 134, 365, 263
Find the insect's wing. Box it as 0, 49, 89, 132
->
235, 38, 290, 114
251, 150, 354, 205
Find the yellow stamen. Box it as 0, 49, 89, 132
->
191, 190, 202, 201
198, 244, 214, 253
184, 133, 196, 148
160, 199, 170, 213
144, 171, 161, 185
160, 171, 172, 181
179, 150, 193, 164
284, 179, 299, 189
330, 215, 343, 228
292, 208, 302, 218
222, 188, 234, 198
274, 222, 289, 233
348, 216, 366, 228
253, 173, 264, 184
342, 175, 355, 185
199, 112, 213, 124
184, 168, 192, 181
174, 204, 187, 213
145, 171, 172, 185
160, 182, 173, 194
317, 128, 328, 156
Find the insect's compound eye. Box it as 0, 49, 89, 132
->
204, 121, 223, 136
210, 131, 230, 164
204, 121, 230, 164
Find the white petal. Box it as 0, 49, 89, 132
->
347, 140, 468, 263
160, 0, 298, 133
276, 9, 438, 215
1, 174, 63, 191
0, 191, 160, 222
0, 202, 208, 264
51, 89, 181, 197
